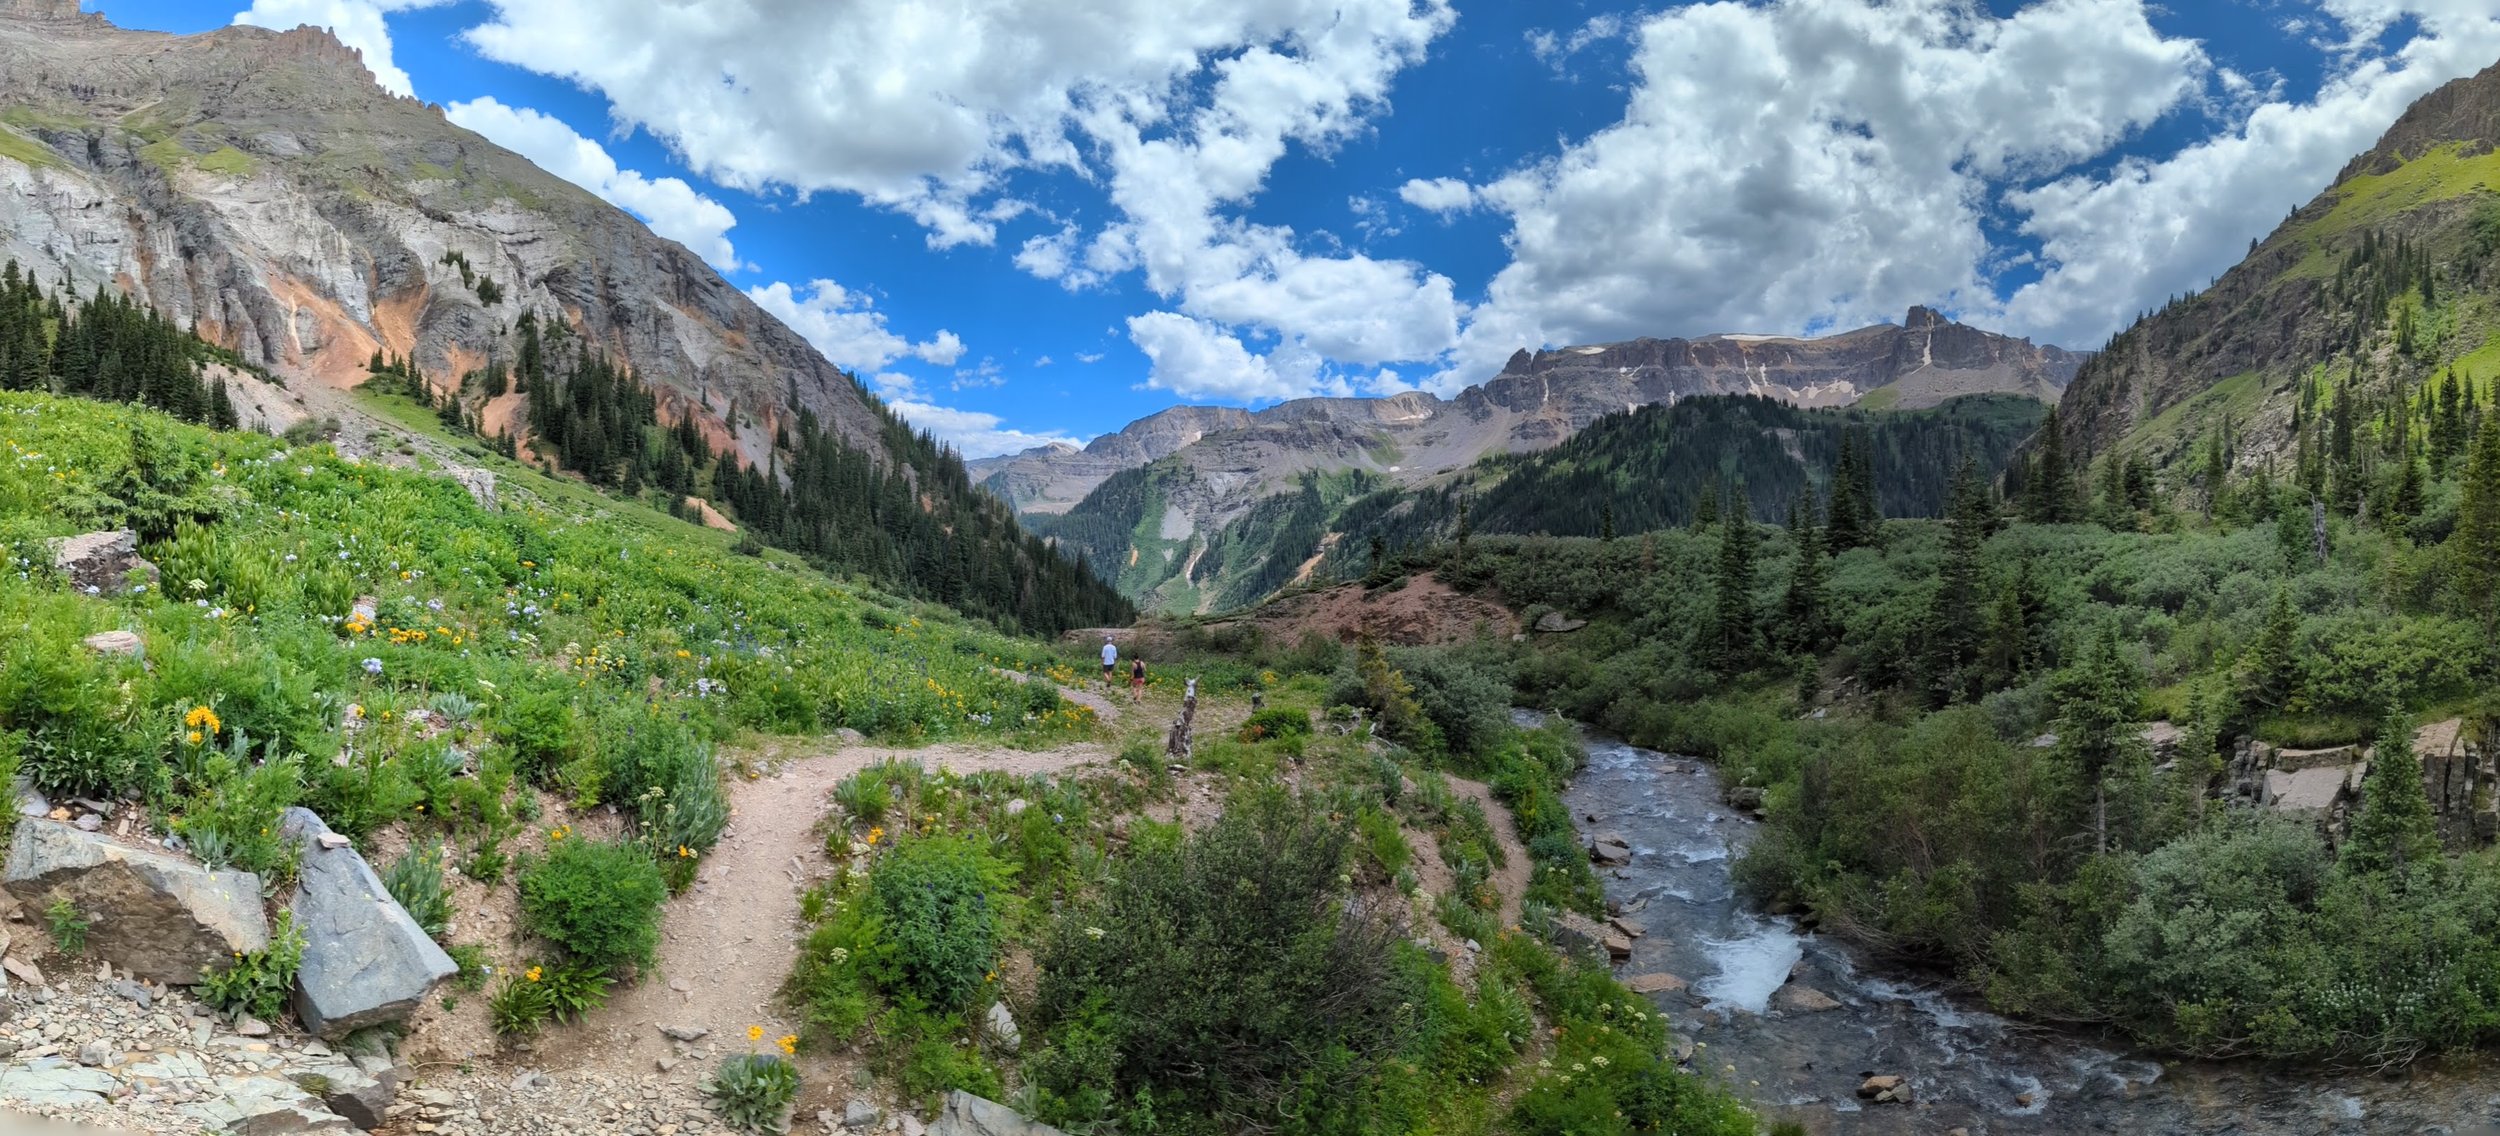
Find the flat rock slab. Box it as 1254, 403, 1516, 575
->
929, 1091, 1070, 1136
1773, 984, 1841, 1012
0, 1058, 122, 1108
1626, 973, 1689, 996
280, 808, 456, 1038
49, 529, 158, 596
3, 818, 266, 984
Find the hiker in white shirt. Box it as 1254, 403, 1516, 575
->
1100, 638, 1118, 687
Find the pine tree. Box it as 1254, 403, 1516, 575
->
1779, 514, 1828, 655
2241, 587, 2302, 715
2342, 713, 2441, 879
2022, 406, 2074, 524
1706, 491, 1758, 672
2051, 624, 2148, 854
2456, 415, 2500, 626
1920, 457, 1990, 704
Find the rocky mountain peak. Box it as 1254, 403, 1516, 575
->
1504, 347, 1535, 374
1905, 305, 1946, 330
0, 0, 87, 22
2333, 59, 2500, 184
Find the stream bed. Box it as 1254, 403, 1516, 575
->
1549, 716, 2500, 1135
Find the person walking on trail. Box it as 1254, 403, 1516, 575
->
1100, 637, 1118, 688
1129, 657, 1147, 703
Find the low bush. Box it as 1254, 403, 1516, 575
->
1237, 706, 1312, 742
517, 837, 666, 976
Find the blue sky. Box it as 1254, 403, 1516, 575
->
83, 0, 2500, 456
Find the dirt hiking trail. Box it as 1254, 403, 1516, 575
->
529, 737, 1116, 1083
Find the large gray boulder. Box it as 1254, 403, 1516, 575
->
279, 808, 456, 1038
3, 819, 268, 983
48, 529, 159, 595
929, 1091, 1070, 1136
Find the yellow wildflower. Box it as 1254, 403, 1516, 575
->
186, 730, 203, 746
777, 1035, 798, 1056
525, 965, 542, 982
747, 1025, 765, 1042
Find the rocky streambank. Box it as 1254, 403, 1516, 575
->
1551, 715, 2500, 1135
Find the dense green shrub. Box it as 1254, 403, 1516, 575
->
518, 838, 667, 975
867, 835, 1014, 1012
1237, 706, 1312, 742
1028, 788, 1412, 1132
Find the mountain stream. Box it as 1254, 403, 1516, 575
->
1545, 714, 2500, 1134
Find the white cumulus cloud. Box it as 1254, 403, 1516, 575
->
233, 0, 451, 98
444, 97, 747, 272
1398, 177, 1478, 215
746, 279, 967, 376
465, 0, 1465, 403
885, 399, 1083, 459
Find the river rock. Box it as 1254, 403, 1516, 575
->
1626, 973, 1688, 996
3, 818, 268, 983
1722, 786, 1766, 813
1550, 912, 1611, 960
1588, 836, 1632, 866
1773, 984, 1841, 1013
929, 1090, 1071, 1136
1601, 933, 1633, 960
278, 807, 456, 1037
1607, 915, 1645, 939
1857, 1074, 1910, 1104
49, 530, 158, 595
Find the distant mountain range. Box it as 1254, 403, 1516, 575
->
976, 307, 2080, 611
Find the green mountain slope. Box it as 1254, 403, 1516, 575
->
2055, 59, 2500, 493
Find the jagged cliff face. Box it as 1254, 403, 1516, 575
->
974, 307, 2079, 514
2056, 60, 2500, 467
0, 4, 883, 464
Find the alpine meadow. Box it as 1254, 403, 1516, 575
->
10, 2, 2500, 1135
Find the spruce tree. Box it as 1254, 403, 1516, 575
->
2051, 624, 2147, 854
2241, 587, 2302, 715
1920, 457, 1990, 704
2023, 406, 2073, 524
2342, 713, 2441, 879
1779, 514, 1828, 655
2456, 415, 2500, 626
1706, 491, 1758, 672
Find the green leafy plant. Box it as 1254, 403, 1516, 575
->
380, 842, 452, 939
541, 959, 613, 1024
489, 966, 553, 1037
44, 898, 88, 955
1237, 706, 1312, 742
517, 837, 666, 975
708, 1052, 800, 1132
200, 911, 306, 1022
869, 835, 1014, 1012
446, 943, 491, 993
